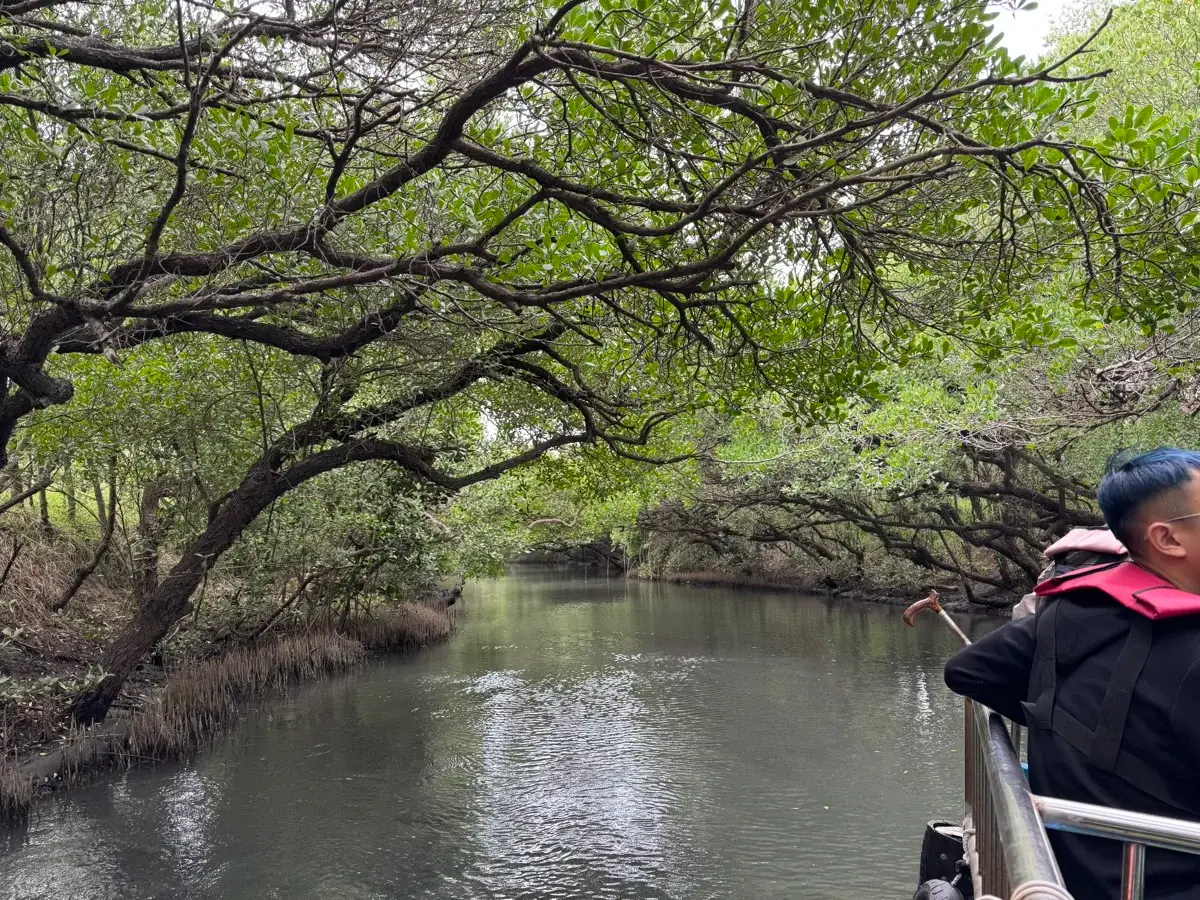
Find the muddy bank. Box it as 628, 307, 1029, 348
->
0, 601, 455, 826
639, 569, 1017, 615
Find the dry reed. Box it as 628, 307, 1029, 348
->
0, 762, 33, 825
125, 609, 450, 761
126, 632, 365, 761
347, 603, 453, 653
4, 601, 454, 818
0, 520, 119, 617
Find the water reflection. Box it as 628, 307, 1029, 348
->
2, 569, 991, 899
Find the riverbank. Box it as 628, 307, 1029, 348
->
0, 600, 454, 826
637, 569, 1017, 614
517, 543, 1020, 614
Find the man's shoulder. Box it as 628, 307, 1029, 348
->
1050, 591, 1200, 675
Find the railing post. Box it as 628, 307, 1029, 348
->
1120, 842, 1145, 900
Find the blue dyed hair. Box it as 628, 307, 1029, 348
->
1097, 448, 1200, 550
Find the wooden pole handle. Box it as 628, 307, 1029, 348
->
903, 590, 942, 628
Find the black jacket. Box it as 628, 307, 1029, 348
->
944, 588, 1200, 900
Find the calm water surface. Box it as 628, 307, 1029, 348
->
2, 570, 1001, 899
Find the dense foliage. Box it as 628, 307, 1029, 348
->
1, 0, 1198, 725
449, 0, 1200, 607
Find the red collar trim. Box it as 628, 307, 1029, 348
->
1035, 561, 1200, 620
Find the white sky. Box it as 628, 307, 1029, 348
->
991, 0, 1074, 60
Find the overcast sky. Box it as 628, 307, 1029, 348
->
992, 0, 1074, 59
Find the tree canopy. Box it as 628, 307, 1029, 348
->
2, 0, 1199, 722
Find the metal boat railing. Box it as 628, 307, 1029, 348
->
964, 699, 1200, 900
1035, 796, 1200, 900
964, 700, 1065, 899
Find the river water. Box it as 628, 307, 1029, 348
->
2, 569, 1000, 899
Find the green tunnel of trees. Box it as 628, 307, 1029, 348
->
1, 0, 1199, 733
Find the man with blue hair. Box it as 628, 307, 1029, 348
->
945, 448, 1200, 900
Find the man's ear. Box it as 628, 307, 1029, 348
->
1146, 521, 1188, 558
